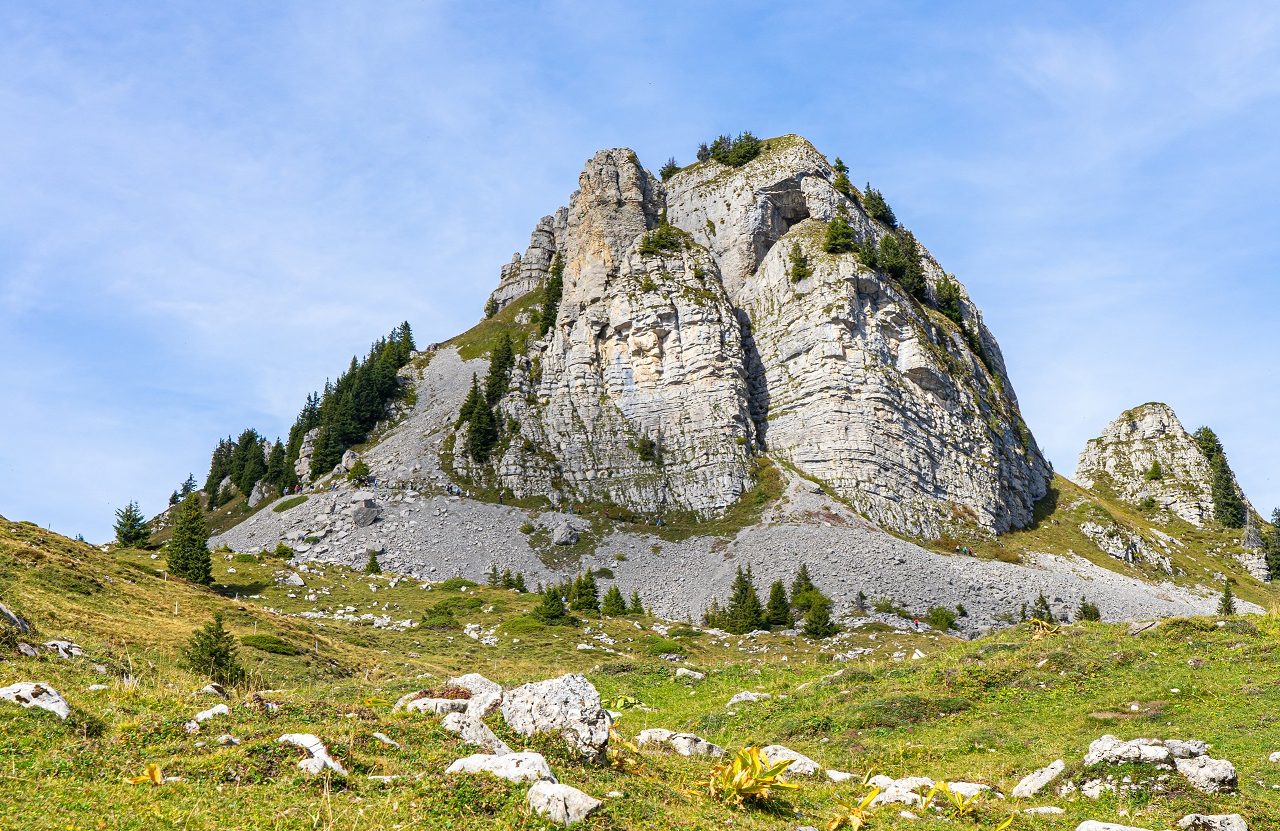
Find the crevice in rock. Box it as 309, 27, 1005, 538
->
736, 308, 769, 450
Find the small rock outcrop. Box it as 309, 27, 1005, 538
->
1178, 815, 1248, 831
635, 728, 725, 757
441, 711, 512, 755
445, 752, 556, 784
499, 673, 610, 762
760, 744, 822, 777
0, 682, 70, 720
1012, 759, 1064, 798
486, 210, 568, 316
526, 780, 602, 826
277, 733, 347, 776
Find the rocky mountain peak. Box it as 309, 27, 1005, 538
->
1075, 402, 1217, 526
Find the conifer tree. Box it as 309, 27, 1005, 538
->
169, 491, 180, 507
1218, 580, 1236, 615
485, 332, 515, 406
1076, 597, 1101, 622
1267, 508, 1280, 582
365, 549, 381, 575
659, 158, 680, 180
1030, 592, 1054, 623
182, 612, 245, 686
487, 563, 501, 586
539, 254, 565, 337
533, 586, 569, 624
602, 585, 627, 616
862, 184, 897, 227
1144, 459, 1163, 481
802, 593, 838, 639
831, 157, 853, 197
114, 501, 150, 548
1209, 453, 1246, 528
180, 474, 197, 497
765, 580, 793, 628
627, 590, 645, 616
168, 495, 212, 585
571, 571, 600, 612
788, 243, 812, 282
513, 572, 528, 593
726, 565, 765, 634
790, 564, 817, 615
823, 206, 856, 254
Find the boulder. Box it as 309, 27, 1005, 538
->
635, 728, 725, 757
500, 673, 610, 762
277, 733, 347, 776
1084, 735, 1174, 767
445, 752, 556, 784
868, 775, 933, 808
527, 781, 602, 826
350, 499, 383, 528
1270, 751, 1280, 763
42, 640, 84, 660
675, 667, 705, 682
0, 601, 30, 633
194, 703, 229, 722
448, 673, 503, 718
551, 522, 579, 546
1175, 755, 1237, 793
247, 480, 268, 508
340, 449, 359, 472
1177, 815, 1248, 831
393, 691, 469, 716
760, 744, 823, 777
441, 712, 512, 755
945, 782, 992, 799
727, 691, 770, 706
0, 682, 70, 720
1013, 759, 1064, 798
1075, 823, 1154, 831
275, 570, 306, 588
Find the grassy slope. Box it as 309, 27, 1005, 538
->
2, 517, 1278, 830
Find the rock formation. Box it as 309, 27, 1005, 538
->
466, 135, 1050, 536
1075, 403, 1229, 527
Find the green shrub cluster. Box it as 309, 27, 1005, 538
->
703, 563, 838, 638
700, 131, 762, 167
485, 563, 528, 591
240, 633, 303, 656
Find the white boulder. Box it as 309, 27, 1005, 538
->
277, 733, 347, 776
1177, 814, 1247, 831
527, 780, 602, 826
500, 674, 610, 762
0, 682, 70, 720
445, 752, 555, 784
441, 712, 512, 755
1175, 755, 1238, 793
1013, 759, 1064, 798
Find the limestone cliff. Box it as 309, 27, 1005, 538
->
1075, 403, 1220, 527
460, 135, 1051, 536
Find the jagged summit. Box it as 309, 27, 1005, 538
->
471, 135, 1049, 536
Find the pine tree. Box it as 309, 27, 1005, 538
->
788, 243, 812, 282
726, 565, 765, 634
539, 254, 565, 337
627, 590, 645, 616
571, 571, 599, 612
487, 563, 501, 586
365, 549, 381, 575
1076, 597, 1101, 622
1218, 581, 1236, 615
113, 501, 150, 548
935, 274, 963, 325
513, 572, 527, 593
167, 495, 212, 585
790, 565, 818, 615
466, 398, 499, 463
862, 184, 897, 227
696, 142, 711, 162
765, 580, 793, 628
534, 586, 569, 624
485, 332, 515, 406
180, 474, 197, 497
1209, 453, 1245, 528
169, 491, 180, 507
823, 206, 856, 254
831, 158, 853, 197
602, 585, 627, 616
182, 612, 245, 686
802, 593, 838, 639
1267, 508, 1280, 582
1144, 459, 1163, 481
1030, 592, 1054, 623
659, 157, 680, 180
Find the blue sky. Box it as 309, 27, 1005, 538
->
1, 1, 1276, 541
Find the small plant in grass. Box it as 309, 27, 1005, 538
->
519, 521, 535, 534
273, 542, 294, 558
183, 613, 246, 687
925, 781, 981, 819
708, 746, 798, 809
827, 785, 881, 829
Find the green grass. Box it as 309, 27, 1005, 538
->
3, 515, 1278, 830
447, 290, 543, 361
273, 494, 309, 513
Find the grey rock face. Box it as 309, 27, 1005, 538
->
247, 480, 268, 509
486, 209, 569, 316
293, 427, 320, 482
1076, 403, 1226, 526
500, 673, 611, 762
526, 780, 602, 826
448, 673, 503, 718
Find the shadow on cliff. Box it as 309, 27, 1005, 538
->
736, 309, 770, 449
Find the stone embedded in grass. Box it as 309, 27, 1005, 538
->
441, 712, 512, 755
216, 735, 240, 746
447, 673, 502, 718
198, 683, 228, 698
397, 695, 469, 716
277, 733, 347, 777
0, 682, 70, 720
194, 704, 229, 722
500, 673, 611, 763
41, 640, 84, 660
1012, 759, 1064, 798
826, 769, 853, 783
635, 729, 725, 757
1084, 735, 1174, 767
371, 732, 399, 748
868, 775, 934, 808
527, 781, 601, 826
1076, 822, 1155, 831
726, 691, 770, 706
1023, 806, 1066, 815
1175, 755, 1238, 794
445, 752, 556, 784
674, 667, 705, 682
760, 744, 822, 777
1177, 814, 1247, 831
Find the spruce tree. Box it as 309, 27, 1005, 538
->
1267, 508, 1280, 582
765, 580, 793, 628
602, 585, 627, 616
539, 254, 565, 337
467, 399, 498, 463
182, 612, 245, 686
1030, 592, 1054, 623
168, 495, 212, 585
802, 594, 838, 639
169, 491, 180, 506
627, 590, 645, 616
1144, 460, 1163, 481
365, 549, 381, 575
862, 184, 897, 227
790, 565, 817, 615
513, 572, 528, 593
487, 563, 501, 586
788, 243, 812, 282
1076, 597, 1101, 622
823, 206, 856, 254
726, 565, 765, 634
659, 158, 680, 180
571, 571, 599, 612
485, 332, 515, 406
533, 587, 569, 624
180, 474, 197, 497
1209, 453, 1246, 528
113, 501, 150, 548
1218, 581, 1236, 615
